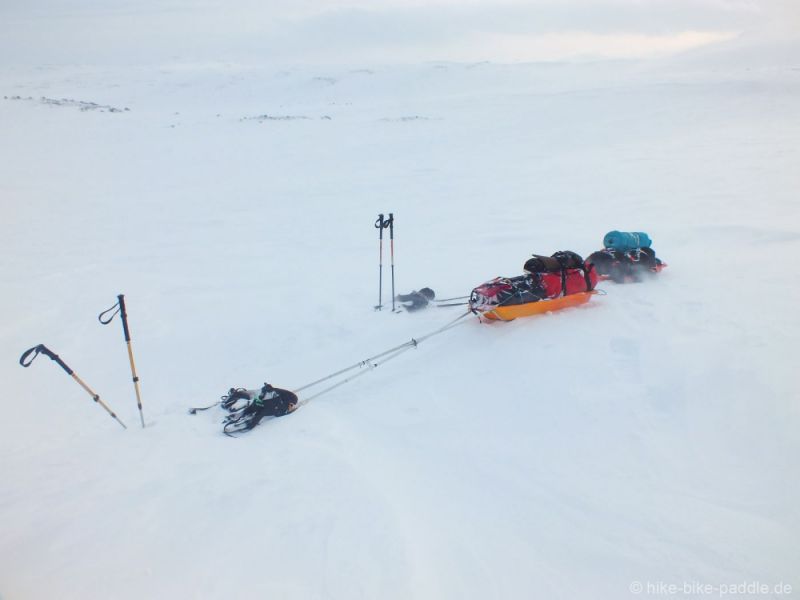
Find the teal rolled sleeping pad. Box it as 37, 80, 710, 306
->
603, 231, 652, 252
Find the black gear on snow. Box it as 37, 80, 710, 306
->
396, 287, 435, 312
586, 247, 661, 282
221, 383, 298, 435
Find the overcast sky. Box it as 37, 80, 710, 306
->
1, 0, 798, 65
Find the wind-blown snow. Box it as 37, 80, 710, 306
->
1, 48, 799, 599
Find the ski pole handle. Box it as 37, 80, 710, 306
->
375, 214, 385, 229
19, 344, 73, 374
117, 294, 131, 342
35, 345, 73, 374
98, 294, 131, 341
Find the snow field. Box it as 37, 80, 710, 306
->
1, 54, 799, 599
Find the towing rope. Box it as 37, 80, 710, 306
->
293, 309, 473, 405
187, 310, 474, 416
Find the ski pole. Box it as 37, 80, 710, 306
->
374, 214, 391, 310
388, 213, 397, 312
375, 214, 384, 309
99, 294, 145, 427
19, 344, 127, 429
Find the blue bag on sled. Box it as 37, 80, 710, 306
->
603, 231, 652, 252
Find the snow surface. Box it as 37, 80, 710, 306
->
2, 46, 800, 599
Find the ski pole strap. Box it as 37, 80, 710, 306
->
19, 344, 73, 374
19, 345, 42, 367
98, 299, 121, 324
375, 214, 385, 229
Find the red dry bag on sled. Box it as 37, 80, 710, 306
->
469, 251, 597, 320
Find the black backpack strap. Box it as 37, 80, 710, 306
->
552, 252, 569, 296
583, 262, 594, 291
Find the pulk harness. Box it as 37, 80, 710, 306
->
189, 310, 473, 436
216, 383, 299, 436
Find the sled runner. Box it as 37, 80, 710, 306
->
478, 290, 596, 321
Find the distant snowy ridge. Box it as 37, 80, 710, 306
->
240, 113, 332, 122
4, 94, 130, 112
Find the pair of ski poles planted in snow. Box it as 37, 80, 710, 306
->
19, 294, 145, 430
375, 213, 397, 312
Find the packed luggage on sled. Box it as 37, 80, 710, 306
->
585, 230, 666, 283
469, 251, 598, 321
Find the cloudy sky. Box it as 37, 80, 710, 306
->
1, 0, 798, 65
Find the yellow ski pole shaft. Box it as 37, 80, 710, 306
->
125, 339, 144, 427
71, 372, 128, 429
118, 295, 145, 427
99, 294, 145, 428
19, 344, 127, 429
